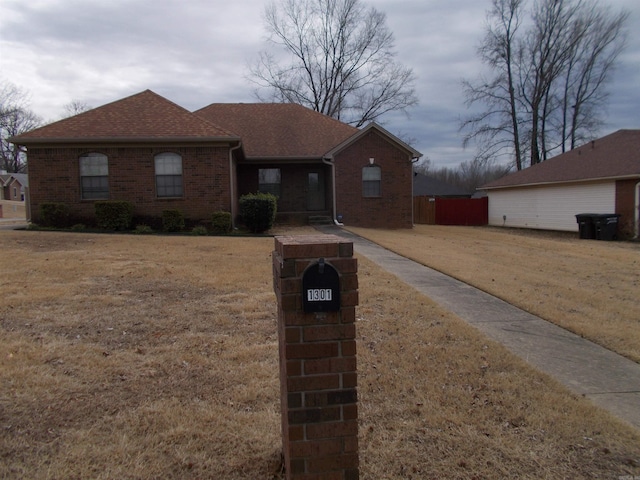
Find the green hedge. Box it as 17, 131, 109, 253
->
162, 209, 185, 232
39, 202, 70, 228
211, 211, 232, 234
239, 193, 277, 233
95, 201, 134, 231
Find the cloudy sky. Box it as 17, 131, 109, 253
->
1, 0, 638, 168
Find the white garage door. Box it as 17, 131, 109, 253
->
487, 182, 616, 232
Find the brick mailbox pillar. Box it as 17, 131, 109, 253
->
272, 234, 359, 480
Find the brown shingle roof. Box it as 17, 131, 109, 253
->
194, 103, 358, 158
11, 90, 238, 144
482, 130, 640, 189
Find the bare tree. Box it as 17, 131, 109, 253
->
462, 0, 628, 170
249, 0, 418, 127
63, 100, 92, 117
462, 0, 526, 171
0, 82, 42, 173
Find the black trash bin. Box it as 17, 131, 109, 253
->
575, 213, 597, 239
593, 214, 621, 241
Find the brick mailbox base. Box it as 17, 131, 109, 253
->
273, 235, 359, 480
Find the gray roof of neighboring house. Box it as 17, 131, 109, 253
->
481, 129, 640, 190
413, 172, 471, 197
10, 173, 28, 187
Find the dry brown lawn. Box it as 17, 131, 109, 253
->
1, 229, 639, 479
348, 225, 640, 364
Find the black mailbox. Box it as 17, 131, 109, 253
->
302, 258, 341, 313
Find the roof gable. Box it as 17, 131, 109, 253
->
11, 90, 238, 144
325, 122, 422, 159
482, 130, 640, 189
194, 103, 358, 158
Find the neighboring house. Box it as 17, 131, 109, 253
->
0, 173, 28, 201
413, 172, 472, 198
10, 90, 421, 229
479, 130, 640, 239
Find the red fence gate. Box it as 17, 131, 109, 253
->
414, 197, 488, 226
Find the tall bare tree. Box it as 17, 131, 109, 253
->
462, 0, 628, 170
0, 82, 42, 173
250, 0, 418, 127
462, 0, 526, 170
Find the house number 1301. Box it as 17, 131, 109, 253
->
307, 288, 332, 302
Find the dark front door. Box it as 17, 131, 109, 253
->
307, 172, 325, 211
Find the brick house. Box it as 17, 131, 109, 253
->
11, 90, 421, 229
0, 173, 28, 201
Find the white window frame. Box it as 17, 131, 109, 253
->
155, 153, 183, 198
362, 165, 381, 198
80, 152, 109, 200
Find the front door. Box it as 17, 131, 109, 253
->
307, 172, 325, 211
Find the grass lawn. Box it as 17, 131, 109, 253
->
1, 229, 639, 479
348, 225, 640, 364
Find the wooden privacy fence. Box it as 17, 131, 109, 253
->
414, 196, 488, 226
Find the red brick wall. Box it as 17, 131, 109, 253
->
334, 130, 414, 229
27, 144, 231, 225
616, 179, 639, 239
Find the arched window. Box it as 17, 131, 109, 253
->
362, 165, 381, 197
79, 153, 109, 199
155, 153, 183, 197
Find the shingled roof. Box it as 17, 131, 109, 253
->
10, 90, 238, 145
482, 129, 640, 189
194, 103, 359, 158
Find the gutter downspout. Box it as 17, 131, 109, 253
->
229, 142, 242, 229
323, 156, 343, 226
411, 157, 420, 226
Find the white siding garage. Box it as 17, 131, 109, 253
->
488, 181, 616, 232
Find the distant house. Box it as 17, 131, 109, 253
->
480, 130, 640, 239
10, 90, 422, 229
0, 173, 28, 201
413, 172, 472, 198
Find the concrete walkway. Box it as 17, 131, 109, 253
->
317, 226, 640, 430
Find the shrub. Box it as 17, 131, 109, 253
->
239, 193, 277, 233
134, 224, 154, 235
71, 224, 87, 231
39, 202, 70, 228
191, 225, 208, 236
162, 209, 185, 232
95, 201, 134, 231
211, 211, 232, 234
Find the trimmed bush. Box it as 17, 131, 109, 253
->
162, 209, 185, 232
191, 225, 208, 236
39, 202, 70, 228
134, 224, 154, 235
239, 193, 277, 233
95, 201, 134, 231
211, 211, 232, 234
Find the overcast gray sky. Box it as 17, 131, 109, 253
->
1, 0, 638, 168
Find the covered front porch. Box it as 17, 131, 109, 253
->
236, 161, 334, 225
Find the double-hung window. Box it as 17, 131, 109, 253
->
80, 153, 109, 200
258, 168, 281, 197
362, 165, 381, 197
155, 153, 183, 198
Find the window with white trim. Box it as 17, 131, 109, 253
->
80, 153, 109, 200
155, 153, 183, 198
362, 165, 381, 197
